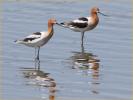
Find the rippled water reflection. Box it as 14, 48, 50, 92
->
21, 68, 56, 100
2, 0, 132, 100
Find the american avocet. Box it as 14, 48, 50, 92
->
15, 18, 57, 68
57, 7, 107, 46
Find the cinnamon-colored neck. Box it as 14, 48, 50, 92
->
90, 11, 99, 27
48, 22, 54, 34
91, 11, 98, 17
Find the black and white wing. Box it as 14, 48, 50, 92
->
59, 17, 89, 28
15, 32, 42, 44
23, 32, 41, 42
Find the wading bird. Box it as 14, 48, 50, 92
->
15, 18, 57, 69
57, 7, 108, 46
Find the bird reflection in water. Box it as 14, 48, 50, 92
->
71, 43, 100, 94
20, 68, 56, 100
71, 42, 100, 70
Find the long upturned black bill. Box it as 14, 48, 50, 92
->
56, 23, 62, 26
98, 12, 109, 16
56, 22, 61, 26
56, 22, 67, 28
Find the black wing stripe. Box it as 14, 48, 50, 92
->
23, 37, 39, 42
33, 32, 41, 35
78, 17, 88, 21
71, 22, 88, 28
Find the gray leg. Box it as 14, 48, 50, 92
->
81, 32, 85, 53
35, 48, 37, 69
81, 42, 85, 54
37, 47, 40, 60
81, 32, 85, 46
37, 47, 40, 70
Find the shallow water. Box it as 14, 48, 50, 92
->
2, 0, 132, 100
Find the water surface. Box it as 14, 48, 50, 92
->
2, 0, 132, 100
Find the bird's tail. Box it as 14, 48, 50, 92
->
14, 40, 24, 44
56, 22, 69, 28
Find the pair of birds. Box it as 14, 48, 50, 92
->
15, 7, 107, 63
